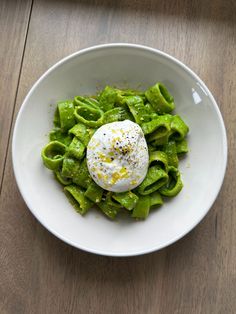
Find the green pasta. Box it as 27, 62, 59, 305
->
73, 95, 99, 108
71, 158, 92, 189
41, 141, 66, 170
61, 156, 80, 178
142, 115, 172, 145
41, 82, 189, 220
74, 104, 104, 127
54, 170, 72, 186
97, 201, 119, 219
64, 185, 93, 215
67, 137, 85, 160
163, 140, 179, 168
103, 107, 131, 124
149, 151, 168, 172
112, 191, 139, 210
170, 115, 189, 141
132, 195, 151, 219
137, 166, 169, 195
98, 192, 121, 219
125, 95, 154, 124
176, 138, 188, 155
84, 181, 103, 203
150, 191, 163, 208
145, 83, 175, 114
98, 86, 118, 111
160, 166, 183, 197
57, 100, 76, 131
49, 128, 72, 146
69, 123, 95, 146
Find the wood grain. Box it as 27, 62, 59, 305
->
0, 0, 236, 313
0, 0, 32, 188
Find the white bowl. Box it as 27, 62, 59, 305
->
12, 44, 227, 256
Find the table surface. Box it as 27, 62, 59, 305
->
1, 0, 236, 313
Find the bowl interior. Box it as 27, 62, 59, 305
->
13, 45, 227, 256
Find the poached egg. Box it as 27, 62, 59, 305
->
87, 120, 149, 192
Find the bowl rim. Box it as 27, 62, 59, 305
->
12, 43, 228, 257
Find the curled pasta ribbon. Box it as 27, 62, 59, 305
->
149, 151, 168, 173
141, 115, 172, 146
170, 115, 189, 141
145, 82, 175, 114
125, 96, 154, 124
112, 191, 139, 211
132, 195, 150, 219
61, 156, 80, 178
57, 100, 76, 131
145, 103, 156, 114
54, 170, 72, 186
103, 107, 131, 124
176, 139, 188, 155
117, 88, 145, 98
74, 98, 104, 128
105, 192, 123, 210
71, 159, 92, 189
84, 181, 103, 203
41, 141, 66, 170
97, 192, 122, 219
148, 116, 172, 143
49, 128, 72, 146
132, 192, 163, 219
69, 123, 95, 146
67, 137, 85, 160
160, 166, 183, 197
137, 166, 168, 195
150, 192, 163, 208
98, 86, 118, 112
64, 185, 93, 215
61, 157, 92, 189
74, 95, 99, 108
164, 140, 179, 168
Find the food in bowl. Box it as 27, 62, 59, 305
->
41, 82, 189, 219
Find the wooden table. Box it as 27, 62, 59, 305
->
1, 1, 235, 313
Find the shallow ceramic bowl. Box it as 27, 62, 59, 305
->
12, 44, 227, 256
